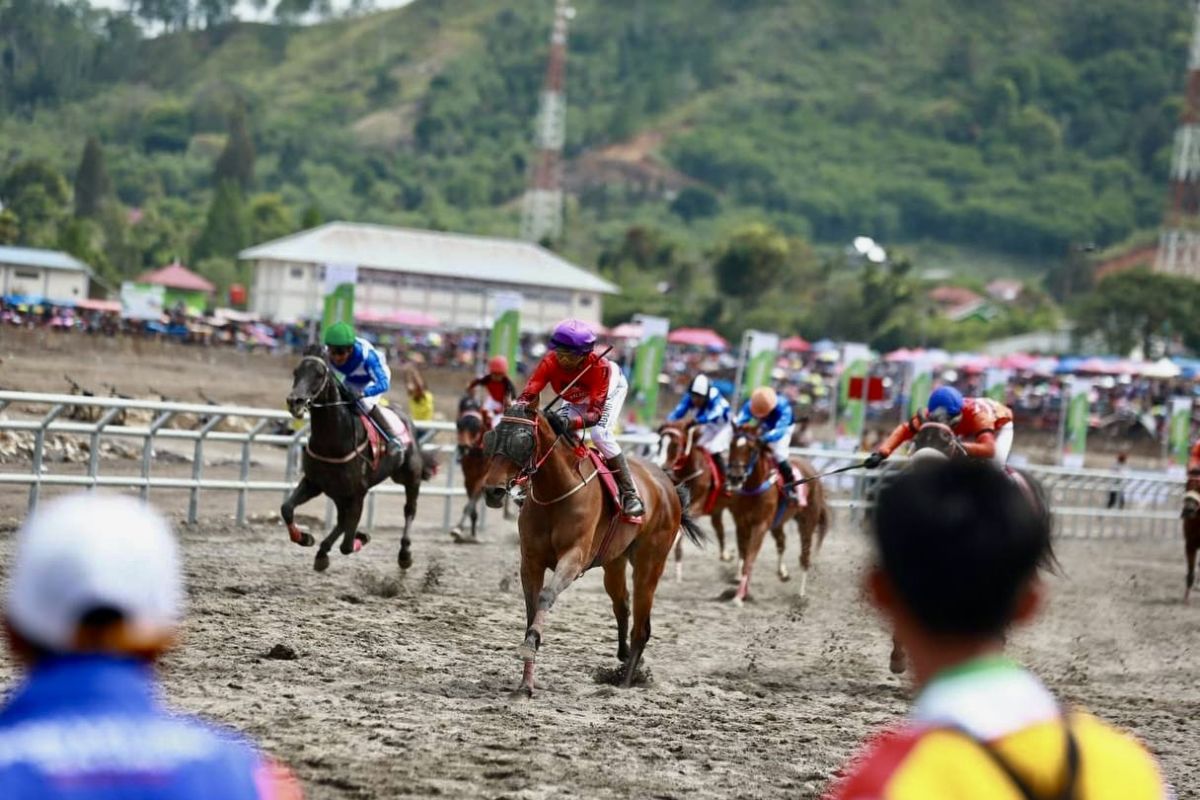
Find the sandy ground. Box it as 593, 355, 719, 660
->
0, 334, 1197, 798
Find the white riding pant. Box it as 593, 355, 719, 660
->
992, 424, 1013, 466
482, 397, 505, 428
357, 395, 380, 413
697, 421, 733, 454
766, 426, 795, 463
587, 369, 628, 459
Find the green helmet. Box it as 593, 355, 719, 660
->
323, 321, 356, 347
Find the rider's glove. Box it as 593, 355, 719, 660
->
548, 408, 572, 437
863, 451, 886, 470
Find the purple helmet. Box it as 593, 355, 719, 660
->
549, 319, 596, 353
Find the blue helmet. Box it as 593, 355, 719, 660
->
927, 386, 964, 418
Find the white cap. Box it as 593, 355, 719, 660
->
689, 374, 711, 396
5, 493, 183, 653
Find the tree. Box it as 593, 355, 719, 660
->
194, 181, 249, 260
1, 160, 71, 247
74, 137, 112, 219
248, 193, 295, 243
0, 209, 20, 245
213, 107, 256, 191
669, 186, 720, 222
713, 224, 790, 299
1073, 268, 1200, 357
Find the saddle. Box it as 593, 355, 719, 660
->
583, 448, 643, 523
361, 407, 412, 470
698, 449, 725, 514
768, 471, 808, 529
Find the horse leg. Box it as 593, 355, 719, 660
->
314, 506, 343, 573
398, 475, 420, 569
604, 556, 631, 661
713, 510, 733, 562
281, 477, 320, 547
797, 513, 815, 600
673, 532, 684, 583
889, 636, 907, 674
516, 556, 546, 695
772, 526, 789, 582
734, 520, 767, 606
518, 546, 588, 689
625, 542, 668, 687
451, 491, 478, 542
338, 494, 366, 555
1186, 539, 1198, 604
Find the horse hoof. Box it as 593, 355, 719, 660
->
298, 533, 315, 547
719, 550, 733, 563
398, 551, 413, 570
778, 570, 791, 583
889, 653, 907, 675
517, 643, 538, 662
352, 539, 364, 553
314, 553, 330, 572
717, 587, 738, 601
340, 542, 356, 556
511, 683, 534, 699
356, 532, 371, 545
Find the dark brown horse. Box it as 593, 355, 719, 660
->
481, 404, 704, 694
885, 421, 1051, 673
282, 346, 436, 572
724, 426, 829, 605
1182, 472, 1200, 603
655, 419, 732, 579
449, 395, 489, 543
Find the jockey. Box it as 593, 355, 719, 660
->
1189, 438, 1200, 473
864, 385, 1014, 469
667, 374, 733, 479
735, 386, 801, 502
323, 321, 405, 458
516, 319, 645, 518
466, 355, 517, 428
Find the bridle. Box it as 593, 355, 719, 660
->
486, 412, 598, 505
659, 425, 704, 483
291, 355, 355, 413
727, 429, 766, 490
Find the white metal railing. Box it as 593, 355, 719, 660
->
0, 391, 1185, 539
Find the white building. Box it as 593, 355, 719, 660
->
0, 245, 91, 304
240, 222, 618, 331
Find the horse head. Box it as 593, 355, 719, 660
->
456, 395, 486, 457
287, 345, 336, 418
481, 404, 543, 508
727, 425, 761, 490
655, 420, 688, 471
1184, 471, 1200, 519
910, 421, 965, 462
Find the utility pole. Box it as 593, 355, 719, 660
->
519, 0, 573, 245
1156, 0, 1200, 279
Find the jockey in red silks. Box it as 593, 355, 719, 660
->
1188, 439, 1200, 473
466, 355, 517, 428
864, 385, 1015, 470
516, 319, 645, 518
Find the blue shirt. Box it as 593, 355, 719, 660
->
0, 655, 280, 799
736, 397, 793, 442
331, 338, 391, 398
667, 386, 731, 425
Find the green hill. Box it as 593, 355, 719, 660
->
0, 0, 1191, 341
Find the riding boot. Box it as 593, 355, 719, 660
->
369, 406, 405, 459
776, 458, 801, 504
607, 453, 646, 519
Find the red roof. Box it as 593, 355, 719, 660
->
928, 286, 983, 306
137, 262, 215, 293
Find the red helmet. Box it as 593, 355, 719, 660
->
488, 355, 509, 374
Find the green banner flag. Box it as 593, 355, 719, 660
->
739, 331, 780, 400
1170, 396, 1193, 467
842, 358, 869, 440
908, 370, 932, 418
321, 263, 357, 331
1064, 378, 1090, 461
985, 368, 1010, 403
487, 291, 522, 379
633, 315, 669, 424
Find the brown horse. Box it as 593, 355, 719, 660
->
884, 421, 1051, 673
481, 404, 704, 694
724, 426, 829, 605
449, 395, 489, 543
1182, 472, 1200, 603
655, 420, 732, 578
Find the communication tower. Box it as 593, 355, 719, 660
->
519, 0, 573, 244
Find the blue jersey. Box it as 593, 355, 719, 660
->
332, 337, 391, 398
0, 655, 294, 799
736, 397, 793, 442
667, 386, 731, 426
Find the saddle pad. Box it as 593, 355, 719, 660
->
700, 448, 724, 515
585, 448, 622, 509
359, 414, 383, 470
380, 406, 413, 448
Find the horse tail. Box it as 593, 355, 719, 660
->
420, 446, 439, 481
675, 484, 706, 548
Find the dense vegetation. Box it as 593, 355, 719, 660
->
0, 0, 1194, 350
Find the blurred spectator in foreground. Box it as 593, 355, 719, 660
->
827, 461, 1167, 799
0, 493, 301, 799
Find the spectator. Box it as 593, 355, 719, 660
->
828, 461, 1166, 799
0, 493, 302, 799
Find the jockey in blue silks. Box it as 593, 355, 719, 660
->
324, 321, 405, 457
667, 374, 733, 478
736, 386, 800, 501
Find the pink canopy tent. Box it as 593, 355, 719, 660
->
667, 327, 728, 350
608, 322, 644, 340
885, 347, 920, 363
780, 335, 811, 353
355, 309, 442, 328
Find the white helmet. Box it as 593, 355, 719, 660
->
689, 374, 711, 397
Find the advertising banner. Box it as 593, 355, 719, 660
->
739, 330, 780, 400
119, 282, 165, 321
1062, 377, 1092, 466
1170, 396, 1194, 467
839, 343, 871, 442
985, 368, 1011, 403
487, 291, 523, 378
321, 263, 358, 331
632, 315, 669, 425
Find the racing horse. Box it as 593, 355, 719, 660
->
724, 426, 829, 605
282, 345, 437, 572
655, 419, 732, 579
482, 404, 704, 694
449, 395, 490, 543
885, 420, 1051, 673
1182, 471, 1200, 603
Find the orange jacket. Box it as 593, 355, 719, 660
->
877, 398, 1013, 460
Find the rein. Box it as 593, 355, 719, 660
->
294, 355, 370, 465
495, 414, 593, 506
729, 436, 775, 496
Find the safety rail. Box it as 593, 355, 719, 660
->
0, 392, 1185, 539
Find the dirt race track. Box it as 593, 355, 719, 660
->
0, 335, 1198, 798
